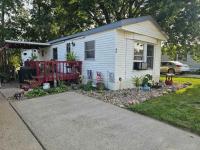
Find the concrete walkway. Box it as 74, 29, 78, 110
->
12, 92, 200, 150
0, 94, 42, 150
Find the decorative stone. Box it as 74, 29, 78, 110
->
75, 81, 188, 107
119, 104, 125, 108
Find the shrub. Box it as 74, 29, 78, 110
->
25, 88, 47, 98
141, 74, 153, 87
195, 69, 200, 75
0, 72, 10, 81
25, 83, 69, 98
46, 83, 69, 94
96, 82, 105, 91
82, 81, 94, 91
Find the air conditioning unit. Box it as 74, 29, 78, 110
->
133, 62, 148, 70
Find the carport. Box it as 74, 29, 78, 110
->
0, 40, 50, 88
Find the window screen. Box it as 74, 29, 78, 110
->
147, 44, 154, 69
53, 48, 58, 60
85, 41, 95, 59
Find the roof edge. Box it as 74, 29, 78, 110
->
5, 40, 51, 46
48, 15, 167, 44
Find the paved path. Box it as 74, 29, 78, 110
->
177, 74, 200, 78
12, 92, 200, 150
0, 94, 42, 150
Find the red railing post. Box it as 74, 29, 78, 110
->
25, 60, 82, 85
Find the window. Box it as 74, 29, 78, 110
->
85, 41, 95, 59
134, 42, 144, 61
133, 41, 155, 70
147, 44, 154, 69
53, 48, 58, 60
66, 43, 71, 53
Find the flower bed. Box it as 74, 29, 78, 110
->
77, 81, 192, 108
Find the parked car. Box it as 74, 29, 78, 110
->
160, 61, 190, 74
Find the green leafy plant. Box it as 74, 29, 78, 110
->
46, 82, 69, 94
142, 74, 153, 87
66, 51, 77, 61
46, 87, 67, 94
132, 76, 142, 91
81, 81, 94, 91
0, 72, 10, 81
25, 88, 48, 98
30, 53, 38, 61
96, 82, 105, 91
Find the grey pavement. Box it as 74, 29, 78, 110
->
12, 92, 200, 150
177, 74, 200, 78
0, 94, 42, 150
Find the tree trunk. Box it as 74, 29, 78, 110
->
1, 0, 6, 71
1, 0, 5, 43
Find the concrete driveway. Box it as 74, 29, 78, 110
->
0, 94, 42, 150
12, 92, 200, 150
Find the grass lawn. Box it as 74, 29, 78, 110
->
129, 77, 200, 135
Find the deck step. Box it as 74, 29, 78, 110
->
24, 80, 43, 88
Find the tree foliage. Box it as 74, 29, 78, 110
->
0, 0, 200, 61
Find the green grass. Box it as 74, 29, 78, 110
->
129, 77, 200, 135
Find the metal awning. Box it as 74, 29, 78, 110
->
3, 40, 51, 49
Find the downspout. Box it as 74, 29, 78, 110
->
125, 31, 127, 80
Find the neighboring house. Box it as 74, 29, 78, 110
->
162, 54, 200, 71
6, 16, 167, 90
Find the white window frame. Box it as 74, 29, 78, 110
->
146, 44, 154, 69
133, 41, 155, 69
133, 41, 145, 62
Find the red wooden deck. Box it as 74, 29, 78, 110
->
25, 60, 82, 86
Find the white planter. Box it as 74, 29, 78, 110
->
43, 83, 50, 90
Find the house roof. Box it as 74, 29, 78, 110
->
48, 16, 168, 44
4, 40, 51, 49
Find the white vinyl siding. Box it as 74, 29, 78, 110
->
115, 29, 161, 89
46, 30, 116, 90
121, 20, 166, 40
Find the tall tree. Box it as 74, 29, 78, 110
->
0, 0, 27, 70
0, 0, 25, 43
79, 0, 148, 26
78, 0, 200, 60
50, 0, 90, 39
24, 0, 54, 42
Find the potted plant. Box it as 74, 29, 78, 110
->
132, 76, 142, 92
66, 51, 77, 61
141, 74, 153, 91
30, 53, 38, 61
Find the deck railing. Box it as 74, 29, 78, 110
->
25, 60, 82, 83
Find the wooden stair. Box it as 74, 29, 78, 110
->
24, 80, 43, 88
